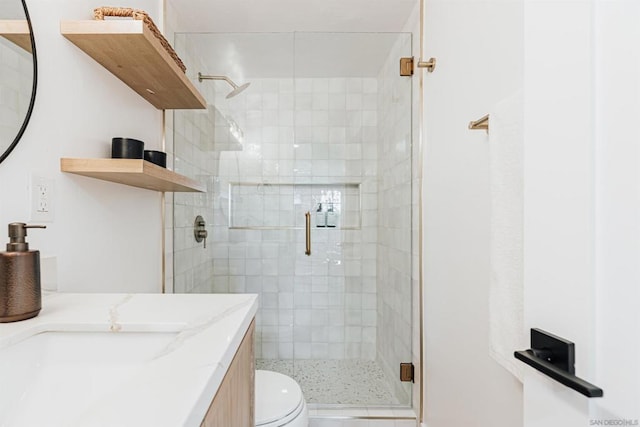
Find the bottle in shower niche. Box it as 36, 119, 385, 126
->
326, 204, 337, 228
316, 204, 326, 227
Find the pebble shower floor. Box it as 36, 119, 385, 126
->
256, 359, 401, 405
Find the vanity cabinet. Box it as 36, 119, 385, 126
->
201, 320, 255, 427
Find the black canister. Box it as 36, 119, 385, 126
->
144, 150, 167, 168
112, 137, 144, 159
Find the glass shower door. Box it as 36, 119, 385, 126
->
290, 32, 414, 406
172, 30, 415, 409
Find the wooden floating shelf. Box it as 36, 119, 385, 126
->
60, 20, 206, 110
60, 158, 205, 193
0, 20, 32, 53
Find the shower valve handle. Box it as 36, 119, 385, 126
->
197, 229, 208, 249
194, 215, 208, 249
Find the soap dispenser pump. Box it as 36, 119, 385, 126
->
315, 203, 326, 227
326, 204, 337, 228
0, 223, 46, 323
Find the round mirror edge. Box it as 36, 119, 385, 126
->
0, 0, 38, 165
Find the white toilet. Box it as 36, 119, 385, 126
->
255, 370, 309, 427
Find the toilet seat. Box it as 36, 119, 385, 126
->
255, 370, 306, 427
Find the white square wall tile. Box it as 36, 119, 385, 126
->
279, 292, 294, 309
261, 310, 278, 325
363, 78, 378, 94
296, 93, 313, 110
363, 93, 377, 111
346, 93, 363, 110
294, 342, 311, 359
328, 343, 345, 359
278, 342, 293, 358
262, 93, 279, 109
345, 342, 362, 358
346, 78, 363, 93
262, 292, 278, 308
312, 78, 329, 93
294, 309, 312, 325
363, 111, 377, 126
328, 78, 346, 93
296, 78, 313, 92
296, 111, 313, 126
345, 326, 362, 342
261, 79, 279, 92
311, 343, 329, 358
279, 309, 293, 325
279, 78, 294, 93
329, 94, 346, 110
313, 93, 329, 110
312, 310, 329, 325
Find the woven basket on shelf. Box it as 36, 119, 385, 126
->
93, 6, 186, 73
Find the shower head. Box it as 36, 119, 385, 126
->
197, 73, 251, 99
227, 82, 251, 98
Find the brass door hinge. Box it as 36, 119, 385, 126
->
400, 362, 415, 382
400, 57, 414, 76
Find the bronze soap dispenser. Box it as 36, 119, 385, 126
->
0, 223, 46, 322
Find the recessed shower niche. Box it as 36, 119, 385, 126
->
229, 183, 361, 229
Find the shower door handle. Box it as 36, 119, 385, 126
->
305, 212, 311, 256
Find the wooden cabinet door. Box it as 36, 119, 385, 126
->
201, 320, 255, 427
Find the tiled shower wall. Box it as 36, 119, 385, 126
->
167, 31, 221, 295
376, 35, 414, 402
169, 36, 415, 388
211, 77, 379, 360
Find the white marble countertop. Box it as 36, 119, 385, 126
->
0, 292, 258, 427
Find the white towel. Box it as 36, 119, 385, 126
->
488, 90, 525, 382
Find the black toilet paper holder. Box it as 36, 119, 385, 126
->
514, 328, 603, 398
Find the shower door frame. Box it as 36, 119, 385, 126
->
166, 29, 419, 412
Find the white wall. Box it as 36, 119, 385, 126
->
593, 1, 640, 421
522, 0, 640, 424
421, 0, 524, 425
521, 0, 595, 424
0, 0, 163, 293
421, 0, 640, 425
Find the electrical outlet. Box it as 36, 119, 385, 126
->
31, 174, 55, 222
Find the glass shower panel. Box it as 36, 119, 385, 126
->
172, 30, 414, 409
172, 32, 296, 376
291, 32, 413, 406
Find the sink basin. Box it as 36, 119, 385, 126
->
0, 331, 177, 427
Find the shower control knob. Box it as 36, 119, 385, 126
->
194, 215, 208, 249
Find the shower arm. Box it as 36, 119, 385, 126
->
197, 73, 240, 90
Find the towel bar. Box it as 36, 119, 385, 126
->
514, 328, 603, 398
469, 114, 489, 132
